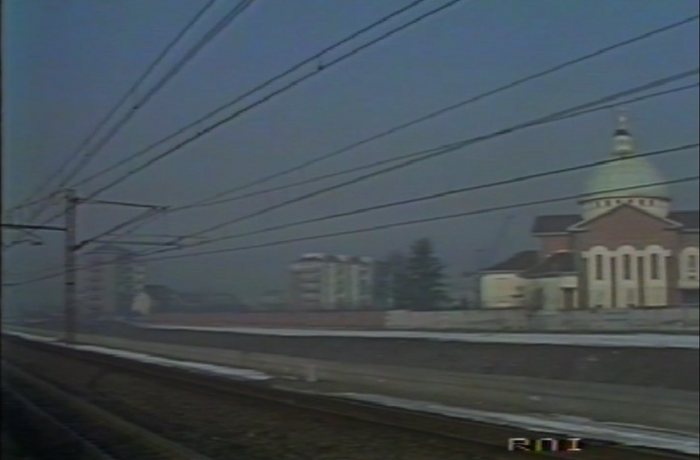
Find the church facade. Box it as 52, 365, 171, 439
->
480, 117, 699, 310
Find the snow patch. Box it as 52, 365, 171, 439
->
329, 393, 700, 455
2, 330, 272, 381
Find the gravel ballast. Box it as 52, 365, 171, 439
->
4, 341, 502, 460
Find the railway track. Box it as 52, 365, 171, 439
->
2, 362, 213, 460
3, 333, 697, 460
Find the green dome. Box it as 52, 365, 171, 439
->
582, 154, 669, 201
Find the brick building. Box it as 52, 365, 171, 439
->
481, 116, 699, 310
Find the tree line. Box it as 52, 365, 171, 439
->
373, 237, 450, 311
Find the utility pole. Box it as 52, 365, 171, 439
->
6, 191, 187, 341
64, 189, 78, 343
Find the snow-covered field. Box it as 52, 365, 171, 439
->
139, 324, 700, 349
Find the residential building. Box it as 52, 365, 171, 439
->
78, 244, 145, 316
289, 253, 374, 310
480, 115, 699, 310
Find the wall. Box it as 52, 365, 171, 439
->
144, 306, 699, 332
480, 273, 527, 308
146, 310, 385, 329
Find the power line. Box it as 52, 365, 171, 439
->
177, 13, 700, 210
142, 68, 698, 255
10, 0, 220, 217
16, 0, 257, 225
144, 176, 699, 262
155, 143, 700, 246
60, 0, 435, 196
53, 0, 258, 204
174, 82, 700, 211
31, 10, 699, 230
6, 175, 696, 287
58, 0, 468, 204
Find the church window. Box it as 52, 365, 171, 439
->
623, 255, 632, 280
650, 254, 661, 280
595, 255, 604, 280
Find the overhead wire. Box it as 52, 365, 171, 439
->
177, 13, 700, 210
16, 0, 258, 225
58, 0, 436, 195
34, 0, 467, 220
5, 175, 697, 287
9, 0, 220, 219
153, 143, 700, 246
31, 10, 698, 229
171, 82, 700, 211
139, 68, 699, 256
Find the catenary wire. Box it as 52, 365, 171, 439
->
10, 0, 220, 218
7, 71, 694, 261
59, 0, 436, 195
30, 10, 698, 228
75, 0, 469, 203
4, 175, 696, 287
139, 68, 699, 256
156, 143, 700, 246
177, 13, 700, 209
25, 0, 458, 229
72, 80, 698, 244
172, 82, 700, 211
16, 0, 257, 225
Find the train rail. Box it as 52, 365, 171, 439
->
3, 333, 697, 460
2, 362, 213, 460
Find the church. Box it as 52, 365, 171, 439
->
480, 116, 699, 310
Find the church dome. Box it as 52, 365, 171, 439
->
581, 116, 670, 203
583, 155, 670, 201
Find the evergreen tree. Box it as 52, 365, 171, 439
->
373, 251, 411, 309
404, 238, 448, 310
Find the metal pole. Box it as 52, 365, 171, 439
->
64, 189, 77, 343
475, 249, 484, 308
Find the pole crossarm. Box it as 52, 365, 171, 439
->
77, 198, 169, 210
1, 223, 67, 232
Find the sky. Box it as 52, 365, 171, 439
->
3, 0, 699, 307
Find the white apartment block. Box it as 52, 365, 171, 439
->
289, 253, 374, 310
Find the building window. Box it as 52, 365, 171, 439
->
595, 255, 604, 280
689, 254, 698, 273
605, 200, 611, 207
650, 254, 661, 280
623, 254, 632, 280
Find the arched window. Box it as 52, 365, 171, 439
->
650, 254, 660, 280
623, 254, 632, 280
595, 254, 604, 280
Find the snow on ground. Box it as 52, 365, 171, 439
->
5, 329, 698, 454
2, 330, 272, 381
326, 393, 700, 455
3, 331, 58, 343
139, 324, 700, 349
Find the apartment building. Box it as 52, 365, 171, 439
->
78, 244, 146, 317
289, 253, 374, 310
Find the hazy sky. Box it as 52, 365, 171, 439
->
3, 0, 699, 306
